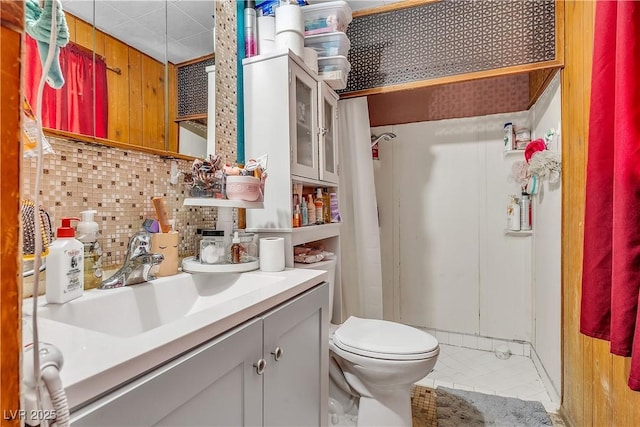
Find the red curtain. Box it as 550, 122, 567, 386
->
581, 0, 640, 391
24, 35, 108, 138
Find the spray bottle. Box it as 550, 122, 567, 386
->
76, 209, 103, 290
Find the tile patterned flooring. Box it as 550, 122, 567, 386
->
415, 344, 559, 413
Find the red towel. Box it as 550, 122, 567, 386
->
581, 0, 640, 391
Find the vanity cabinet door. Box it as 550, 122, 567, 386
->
262, 282, 329, 427
71, 318, 263, 426
318, 82, 339, 184
290, 61, 320, 181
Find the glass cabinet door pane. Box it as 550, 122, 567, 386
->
295, 77, 314, 168
323, 99, 335, 174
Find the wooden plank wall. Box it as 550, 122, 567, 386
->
0, 1, 23, 424
63, 14, 167, 150
561, 2, 640, 425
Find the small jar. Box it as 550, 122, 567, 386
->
239, 232, 258, 261
228, 232, 258, 263
200, 230, 226, 264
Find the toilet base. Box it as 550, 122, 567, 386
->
356, 387, 412, 427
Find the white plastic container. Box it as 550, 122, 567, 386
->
46, 217, 84, 303
302, 0, 352, 36
76, 209, 103, 290
304, 31, 350, 58
318, 55, 351, 90
507, 196, 521, 231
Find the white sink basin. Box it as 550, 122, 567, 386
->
34, 272, 284, 337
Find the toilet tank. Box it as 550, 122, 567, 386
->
295, 258, 338, 322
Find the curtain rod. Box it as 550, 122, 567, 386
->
106, 65, 122, 75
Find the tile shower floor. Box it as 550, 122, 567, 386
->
415, 344, 559, 413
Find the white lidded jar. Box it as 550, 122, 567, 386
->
46, 217, 84, 303
507, 195, 521, 231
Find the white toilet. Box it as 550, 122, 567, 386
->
297, 258, 440, 427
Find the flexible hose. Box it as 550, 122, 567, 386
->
41, 366, 70, 427
30, 0, 59, 423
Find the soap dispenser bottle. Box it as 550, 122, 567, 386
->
46, 217, 84, 303
77, 209, 103, 290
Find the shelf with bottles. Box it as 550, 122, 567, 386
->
292, 223, 341, 246
505, 192, 533, 236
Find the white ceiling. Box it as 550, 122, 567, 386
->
61, 0, 401, 64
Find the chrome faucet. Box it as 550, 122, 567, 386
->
98, 231, 164, 289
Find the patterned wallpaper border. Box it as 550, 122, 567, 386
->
343, 0, 556, 93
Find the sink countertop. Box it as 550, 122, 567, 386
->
22, 268, 327, 410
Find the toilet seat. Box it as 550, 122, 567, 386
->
332, 316, 439, 361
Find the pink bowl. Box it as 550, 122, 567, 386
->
225, 176, 261, 202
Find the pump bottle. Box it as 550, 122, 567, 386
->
77, 209, 103, 290
307, 194, 316, 224
46, 217, 84, 303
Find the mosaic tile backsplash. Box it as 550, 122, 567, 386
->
23, 138, 218, 271
343, 0, 556, 93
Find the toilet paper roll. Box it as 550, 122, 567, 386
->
303, 47, 318, 73
258, 16, 276, 55
259, 237, 285, 272
275, 3, 304, 35
276, 30, 304, 58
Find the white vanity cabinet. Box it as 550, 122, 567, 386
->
70, 283, 329, 426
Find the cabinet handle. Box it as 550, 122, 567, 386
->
254, 358, 266, 375
271, 347, 284, 361
319, 127, 327, 136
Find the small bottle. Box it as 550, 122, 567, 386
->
293, 204, 301, 228
503, 122, 515, 151
520, 192, 532, 230
315, 189, 324, 224
230, 231, 241, 264
76, 209, 103, 290
507, 196, 521, 231
46, 217, 84, 303
322, 188, 331, 224
307, 194, 316, 225
301, 196, 308, 226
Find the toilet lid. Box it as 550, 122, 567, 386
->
333, 316, 439, 360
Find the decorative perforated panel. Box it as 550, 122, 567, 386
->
342, 0, 556, 94
177, 57, 215, 118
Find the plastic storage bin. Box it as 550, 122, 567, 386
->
318, 55, 351, 90
302, 1, 352, 36
257, 0, 305, 16
304, 32, 350, 58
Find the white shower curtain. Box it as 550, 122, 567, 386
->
337, 97, 383, 320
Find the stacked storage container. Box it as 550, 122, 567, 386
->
301, 1, 352, 90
